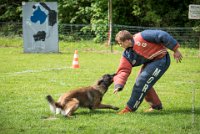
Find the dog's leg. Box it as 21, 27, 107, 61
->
63, 98, 79, 117
56, 108, 61, 114
94, 104, 119, 110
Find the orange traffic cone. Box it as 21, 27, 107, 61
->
72, 50, 80, 68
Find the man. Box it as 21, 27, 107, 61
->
113, 30, 182, 114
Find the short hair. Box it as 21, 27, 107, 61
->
115, 30, 133, 43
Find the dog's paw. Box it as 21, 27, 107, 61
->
113, 107, 120, 110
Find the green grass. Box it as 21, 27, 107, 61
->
0, 37, 200, 134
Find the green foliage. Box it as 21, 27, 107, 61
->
90, 1, 108, 42
0, 23, 22, 36
58, 0, 93, 24
193, 26, 200, 32
59, 34, 80, 42
1, 0, 200, 26
0, 1, 23, 22
143, 11, 162, 27
1, 0, 200, 42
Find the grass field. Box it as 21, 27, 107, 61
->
0, 37, 200, 134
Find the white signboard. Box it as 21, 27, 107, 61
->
189, 4, 200, 19
22, 2, 59, 53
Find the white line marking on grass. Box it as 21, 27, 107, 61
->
192, 88, 195, 126
6, 67, 71, 76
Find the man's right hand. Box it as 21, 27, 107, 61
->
113, 88, 122, 94
173, 49, 183, 63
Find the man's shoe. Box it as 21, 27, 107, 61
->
118, 106, 132, 114
144, 107, 155, 112
144, 105, 163, 113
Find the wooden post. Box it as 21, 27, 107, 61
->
199, 36, 200, 57
108, 0, 112, 51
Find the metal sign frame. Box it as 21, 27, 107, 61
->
189, 4, 200, 19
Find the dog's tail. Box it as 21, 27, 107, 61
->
46, 95, 62, 114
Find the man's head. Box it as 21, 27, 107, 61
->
115, 30, 133, 49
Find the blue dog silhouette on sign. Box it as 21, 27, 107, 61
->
30, 6, 47, 24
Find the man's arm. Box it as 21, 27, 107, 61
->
113, 56, 132, 93
141, 30, 180, 51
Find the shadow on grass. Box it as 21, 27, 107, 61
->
41, 109, 119, 120
42, 107, 200, 120
74, 109, 119, 116
141, 107, 200, 116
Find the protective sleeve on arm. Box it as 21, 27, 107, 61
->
141, 30, 180, 51
113, 56, 132, 90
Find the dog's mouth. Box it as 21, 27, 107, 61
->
109, 73, 116, 81
104, 73, 115, 80
97, 73, 116, 87
102, 73, 116, 85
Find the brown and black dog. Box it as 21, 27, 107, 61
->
46, 73, 119, 117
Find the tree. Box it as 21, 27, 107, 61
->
0, 0, 23, 22
1, 0, 200, 42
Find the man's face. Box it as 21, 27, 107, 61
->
118, 39, 133, 49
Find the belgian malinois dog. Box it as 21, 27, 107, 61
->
46, 73, 119, 117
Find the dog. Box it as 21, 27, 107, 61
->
46, 73, 119, 117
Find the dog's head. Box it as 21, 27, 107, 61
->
96, 73, 116, 90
